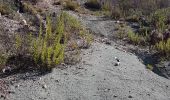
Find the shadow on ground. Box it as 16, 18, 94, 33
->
0, 55, 52, 81
135, 51, 170, 79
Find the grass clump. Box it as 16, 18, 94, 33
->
150, 7, 170, 32
127, 30, 142, 45
155, 38, 170, 57
31, 14, 66, 68
146, 64, 153, 71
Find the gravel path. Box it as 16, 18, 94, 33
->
3, 2, 170, 100
7, 41, 170, 100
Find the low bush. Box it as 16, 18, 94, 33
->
155, 38, 170, 57
150, 7, 170, 32
127, 29, 142, 45
12, 12, 92, 70
31, 14, 65, 68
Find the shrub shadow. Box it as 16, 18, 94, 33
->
0, 55, 52, 81
134, 50, 170, 79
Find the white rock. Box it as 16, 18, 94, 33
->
42, 84, 47, 89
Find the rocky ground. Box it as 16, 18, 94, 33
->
0, 0, 170, 100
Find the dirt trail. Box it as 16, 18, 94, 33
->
7, 40, 170, 100
3, 1, 170, 100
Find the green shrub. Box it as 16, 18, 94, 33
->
127, 30, 141, 45
31, 13, 66, 68
155, 38, 170, 57
150, 7, 170, 32
146, 64, 153, 71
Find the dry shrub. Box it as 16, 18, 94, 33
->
64, 0, 79, 11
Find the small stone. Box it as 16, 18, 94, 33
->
55, 80, 59, 82
8, 90, 15, 94
114, 62, 120, 66
15, 84, 20, 88
128, 95, 133, 98
42, 84, 47, 89
114, 95, 118, 97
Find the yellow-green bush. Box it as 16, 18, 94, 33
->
127, 30, 141, 45
150, 7, 170, 32
146, 64, 153, 71
31, 13, 65, 68
155, 38, 170, 57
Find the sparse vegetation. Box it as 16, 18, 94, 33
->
155, 38, 170, 57
127, 29, 142, 45
0, 10, 93, 71
146, 64, 153, 71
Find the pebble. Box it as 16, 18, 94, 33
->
42, 84, 47, 89
128, 95, 133, 98
114, 95, 118, 97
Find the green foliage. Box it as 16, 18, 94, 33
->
150, 7, 170, 32
155, 38, 170, 57
127, 30, 141, 45
63, 12, 81, 30
10, 12, 91, 70
146, 64, 153, 71
30, 12, 66, 69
